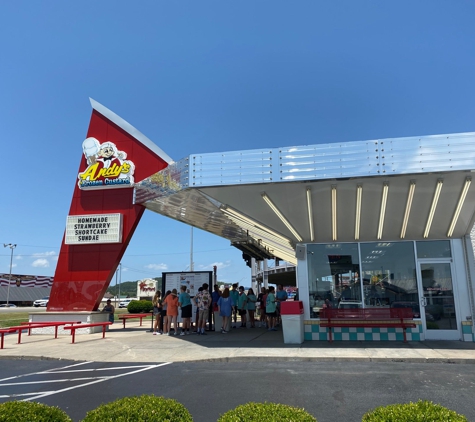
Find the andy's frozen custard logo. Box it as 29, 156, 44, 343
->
78, 138, 135, 189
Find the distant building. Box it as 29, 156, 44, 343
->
0, 274, 53, 305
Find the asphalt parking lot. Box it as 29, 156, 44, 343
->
1, 359, 474, 422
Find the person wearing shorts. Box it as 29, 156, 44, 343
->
178, 285, 192, 335
266, 286, 277, 331
195, 283, 211, 335
230, 283, 239, 328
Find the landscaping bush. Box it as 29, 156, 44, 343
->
218, 402, 317, 422
82, 395, 192, 422
426, 321, 440, 329
0, 401, 72, 422
127, 300, 153, 313
362, 399, 467, 421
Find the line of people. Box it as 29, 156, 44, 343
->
151, 283, 288, 335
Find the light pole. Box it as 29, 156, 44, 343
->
3, 244, 16, 306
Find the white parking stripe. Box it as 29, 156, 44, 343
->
0, 377, 110, 387
0, 361, 93, 383
23, 362, 172, 401
37, 365, 153, 374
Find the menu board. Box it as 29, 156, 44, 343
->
162, 271, 212, 297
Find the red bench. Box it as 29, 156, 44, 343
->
319, 308, 415, 343
0, 328, 17, 349
1, 321, 82, 348
63, 322, 112, 344
118, 313, 151, 329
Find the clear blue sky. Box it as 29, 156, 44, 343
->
1, 2, 475, 287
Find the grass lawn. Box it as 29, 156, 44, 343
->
0, 312, 29, 328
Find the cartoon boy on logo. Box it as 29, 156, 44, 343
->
78, 137, 135, 189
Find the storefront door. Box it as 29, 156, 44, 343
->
417, 261, 460, 340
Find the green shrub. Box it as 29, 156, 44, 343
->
426, 321, 440, 329
127, 300, 153, 313
218, 402, 317, 422
0, 401, 72, 422
82, 395, 192, 422
362, 400, 467, 421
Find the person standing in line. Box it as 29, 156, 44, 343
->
275, 284, 288, 327
246, 288, 257, 328
230, 283, 239, 328
211, 284, 221, 331
193, 287, 203, 333
217, 287, 232, 333
266, 286, 277, 331
258, 287, 267, 328
164, 289, 179, 335
161, 290, 171, 335
152, 291, 163, 335
196, 283, 211, 335
238, 286, 248, 328
178, 285, 192, 335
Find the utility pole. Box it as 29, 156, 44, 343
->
3, 244, 16, 306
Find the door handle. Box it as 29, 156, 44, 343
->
421, 297, 427, 307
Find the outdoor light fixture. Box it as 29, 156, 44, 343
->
377, 183, 389, 240
261, 192, 303, 242
355, 184, 363, 240
424, 179, 443, 238
447, 177, 472, 237
400, 181, 416, 239
331, 185, 337, 241
306, 187, 315, 242
221, 206, 292, 244
3, 243, 16, 306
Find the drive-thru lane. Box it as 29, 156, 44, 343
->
0, 360, 474, 422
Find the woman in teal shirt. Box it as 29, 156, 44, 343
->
178, 285, 192, 335
237, 286, 248, 328
266, 286, 277, 331
246, 288, 257, 328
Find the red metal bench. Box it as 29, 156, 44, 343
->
0, 328, 17, 349
319, 308, 416, 343
118, 313, 151, 329
2, 321, 82, 347
63, 322, 112, 344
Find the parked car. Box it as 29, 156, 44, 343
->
0, 303, 17, 308
33, 297, 49, 307
118, 299, 133, 308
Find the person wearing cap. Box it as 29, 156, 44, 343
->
102, 299, 115, 324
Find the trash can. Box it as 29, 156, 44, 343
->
280, 301, 304, 344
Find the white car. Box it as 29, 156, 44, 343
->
118, 299, 133, 308
33, 297, 49, 307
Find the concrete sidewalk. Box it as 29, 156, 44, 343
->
1, 322, 474, 364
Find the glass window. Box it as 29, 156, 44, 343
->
416, 240, 451, 259
360, 242, 419, 315
307, 243, 361, 318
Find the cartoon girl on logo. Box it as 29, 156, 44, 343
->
78, 137, 135, 188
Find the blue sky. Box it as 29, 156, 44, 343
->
1, 2, 475, 287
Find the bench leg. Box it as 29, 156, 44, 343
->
71, 329, 76, 344
328, 327, 333, 343
102, 325, 106, 339
403, 328, 407, 343
17, 329, 22, 344
1, 333, 4, 349
139, 317, 143, 326
123, 319, 126, 329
